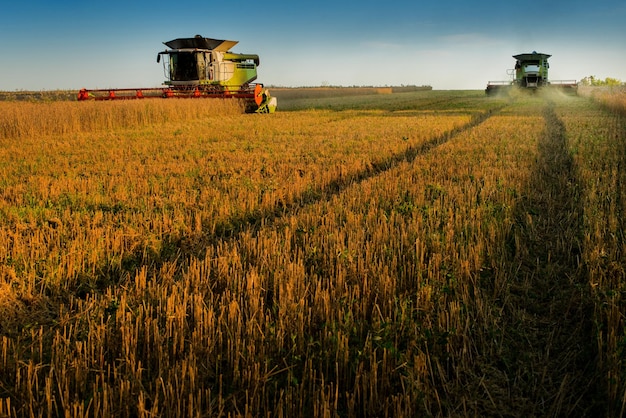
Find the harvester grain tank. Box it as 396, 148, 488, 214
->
486, 51, 577, 95
78, 35, 276, 113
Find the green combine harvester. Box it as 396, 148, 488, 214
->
486, 51, 577, 95
79, 35, 277, 113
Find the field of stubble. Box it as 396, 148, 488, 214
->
0, 87, 625, 417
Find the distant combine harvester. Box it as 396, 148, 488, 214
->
486, 51, 578, 95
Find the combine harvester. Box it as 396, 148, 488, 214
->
78, 35, 277, 113
486, 51, 578, 95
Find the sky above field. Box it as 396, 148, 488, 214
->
1, 0, 625, 90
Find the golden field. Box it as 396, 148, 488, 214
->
0, 89, 625, 417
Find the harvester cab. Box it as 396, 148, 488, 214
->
486, 51, 577, 95
513, 52, 550, 88
78, 35, 276, 113
158, 37, 258, 91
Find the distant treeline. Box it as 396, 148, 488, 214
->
0, 90, 77, 102
579, 76, 625, 86
269, 85, 432, 100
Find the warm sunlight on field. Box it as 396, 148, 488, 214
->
0, 89, 625, 417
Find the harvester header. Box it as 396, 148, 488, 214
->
78, 35, 276, 113
486, 51, 577, 95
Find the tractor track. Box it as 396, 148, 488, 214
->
66, 103, 506, 299
483, 100, 602, 416
201, 105, 505, 248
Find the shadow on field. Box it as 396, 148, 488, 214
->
481, 99, 603, 416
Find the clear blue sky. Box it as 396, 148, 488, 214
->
2, 0, 624, 90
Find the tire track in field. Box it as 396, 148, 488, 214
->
205, 105, 505, 245
74, 103, 506, 296
489, 100, 602, 416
